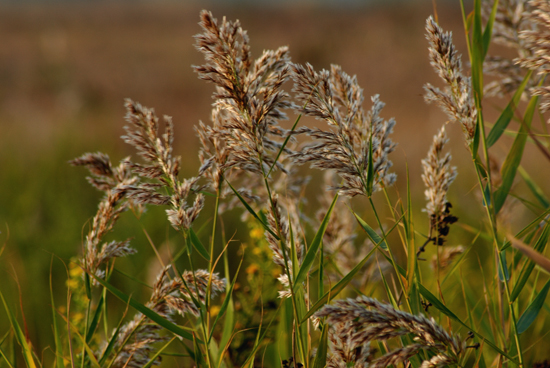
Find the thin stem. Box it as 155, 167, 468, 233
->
367, 196, 411, 312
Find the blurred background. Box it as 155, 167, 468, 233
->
1, 0, 548, 363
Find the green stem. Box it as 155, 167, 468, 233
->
367, 197, 411, 312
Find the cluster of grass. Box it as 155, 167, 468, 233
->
2, 1, 550, 367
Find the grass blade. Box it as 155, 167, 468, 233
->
353, 211, 388, 250
267, 114, 302, 178
189, 227, 210, 261
493, 92, 540, 214
481, 0, 498, 59
293, 193, 338, 288
366, 135, 374, 196
0, 290, 37, 368
312, 322, 328, 368
98, 320, 124, 366
226, 180, 278, 240
486, 70, 532, 147
497, 250, 510, 282
85, 295, 103, 343
0, 344, 14, 368
418, 284, 516, 362
517, 279, 550, 334
193, 333, 206, 367
217, 254, 236, 368
300, 216, 403, 323
143, 337, 177, 368
384, 259, 519, 364
510, 223, 550, 301
50, 265, 65, 368
519, 166, 550, 208
208, 257, 242, 343
470, 0, 484, 101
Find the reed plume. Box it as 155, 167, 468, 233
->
194, 10, 293, 184
420, 125, 458, 252
120, 100, 205, 232
517, 0, 550, 112
106, 265, 224, 367
316, 296, 465, 368
291, 64, 397, 196
69, 153, 139, 279
424, 16, 477, 145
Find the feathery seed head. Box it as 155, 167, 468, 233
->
424, 17, 478, 145
291, 63, 397, 196
316, 296, 465, 368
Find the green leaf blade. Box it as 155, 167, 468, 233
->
486, 70, 532, 147
189, 228, 210, 261
293, 193, 338, 288
494, 92, 540, 214
517, 280, 550, 334
353, 211, 388, 250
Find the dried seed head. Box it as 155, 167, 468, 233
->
316, 296, 465, 368
424, 16, 477, 145
517, 0, 550, 73
194, 11, 292, 183
291, 63, 397, 196
422, 126, 457, 218
107, 266, 225, 367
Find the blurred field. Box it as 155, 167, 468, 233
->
1, 0, 548, 361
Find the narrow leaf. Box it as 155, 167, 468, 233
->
487, 70, 532, 147
519, 166, 550, 208
300, 217, 403, 323
511, 223, 550, 301
50, 266, 65, 368
267, 114, 301, 178
143, 337, 177, 368
189, 228, 210, 261
193, 333, 205, 367
517, 280, 550, 334
86, 295, 104, 343
494, 92, 540, 214
385, 261, 518, 363
293, 193, 338, 288
418, 284, 514, 361
353, 211, 388, 250
208, 257, 242, 343
501, 208, 550, 252
481, 0, 499, 59
497, 250, 510, 281
0, 344, 14, 368
312, 323, 328, 368
98, 318, 124, 365
226, 180, 278, 240
0, 291, 37, 368
366, 135, 374, 196
405, 164, 416, 293
218, 252, 236, 363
